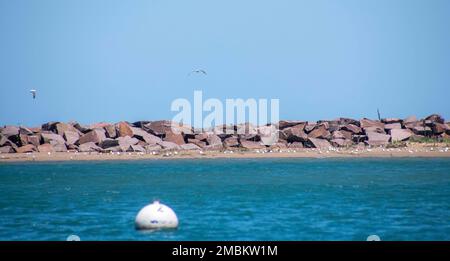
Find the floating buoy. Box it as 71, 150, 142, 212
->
135, 201, 178, 230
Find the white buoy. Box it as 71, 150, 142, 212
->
135, 201, 178, 230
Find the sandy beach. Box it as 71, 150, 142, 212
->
1, 143, 449, 162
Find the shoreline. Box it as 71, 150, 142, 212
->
1, 145, 449, 163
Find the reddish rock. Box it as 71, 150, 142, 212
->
411, 126, 432, 136
240, 140, 265, 150
145, 144, 162, 152
38, 144, 55, 153
19, 134, 29, 146
41, 133, 66, 145
163, 130, 185, 145
278, 120, 307, 130
99, 139, 120, 149
425, 114, 444, 124
117, 136, 139, 151
390, 129, 413, 142
223, 137, 239, 148
384, 123, 402, 130
336, 118, 360, 126
41, 122, 59, 132
15, 144, 36, 153
306, 138, 332, 149
403, 115, 417, 124
360, 118, 385, 130
308, 125, 331, 139
104, 124, 117, 138
330, 139, 352, 147
1, 126, 19, 137
269, 142, 287, 149
89, 122, 111, 130
63, 131, 80, 145
181, 143, 201, 150
78, 142, 103, 152
187, 138, 207, 148
144, 120, 192, 136
431, 123, 449, 134
0, 146, 14, 153
158, 141, 181, 150
194, 133, 208, 141
28, 135, 41, 147
78, 129, 106, 145
131, 127, 162, 145
304, 124, 316, 133
366, 132, 390, 146
281, 126, 308, 142
116, 122, 133, 137
341, 124, 362, 134
19, 127, 34, 135
331, 131, 345, 140
207, 134, 222, 146
128, 144, 146, 152
288, 142, 304, 148
382, 118, 402, 124
55, 123, 79, 135
364, 126, 386, 134
53, 143, 68, 152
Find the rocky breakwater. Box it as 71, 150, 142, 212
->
1, 114, 449, 154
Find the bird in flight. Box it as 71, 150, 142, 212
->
30, 89, 37, 99
189, 69, 207, 76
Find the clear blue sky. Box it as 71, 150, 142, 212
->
1, 0, 449, 126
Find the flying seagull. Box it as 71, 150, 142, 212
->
189, 69, 207, 76
30, 89, 36, 99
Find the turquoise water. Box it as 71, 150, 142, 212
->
0, 158, 449, 241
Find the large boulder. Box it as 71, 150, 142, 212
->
163, 130, 185, 145
27, 135, 41, 147
382, 118, 402, 124
411, 126, 432, 136
425, 114, 444, 124
281, 126, 308, 142
1, 126, 19, 138
89, 122, 111, 130
41, 133, 66, 145
128, 144, 146, 152
145, 144, 162, 152
55, 123, 80, 135
104, 124, 117, 138
336, 118, 360, 126
366, 132, 390, 146
340, 124, 362, 134
187, 138, 207, 148
116, 122, 133, 137
278, 121, 306, 130
223, 136, 239, 148
305, 138, 332, 149
360, 118, 385, 130
41, 122, 59, 132
431, 123, 449, 135
144, 120, 192, 136
240, 140, 265, 150
38, 144, 55, 153
15, 144, 36, 153
384, 123, 402, 130
99, 139, 120, 149
78, 129, 106, 145
258, 125, 279, 145
180, 143, 201, 150
158, 141, 181, 150
19, 127, 34, 135
288, 142, 304, 148
78, 142, 103, 152
390, 129, 413, 142
308, 125, 331, 139
131, 127, 162, 145
330, 139, 352, 147
117, 136, 139, 151
0, 146, 14, 153
403, 115, 417, 124
206, 134, 222, 146
63, 130, 80, 145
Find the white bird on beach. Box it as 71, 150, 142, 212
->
30, 89, 37, 99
